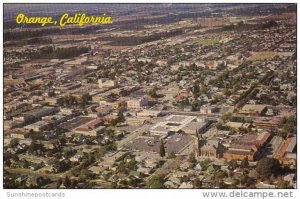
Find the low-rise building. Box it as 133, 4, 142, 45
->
98, 78, 118, 89
224, 132, 271, 161
24, 121, 50, 132
150, 115, 208, 135
74, 119, 105, 137
127, 97, 148, 109
239, 104, 267, 116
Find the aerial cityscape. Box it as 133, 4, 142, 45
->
3, 4, 297, 189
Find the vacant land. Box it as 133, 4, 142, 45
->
248, 51, 279, 61
195, 39, 220, 46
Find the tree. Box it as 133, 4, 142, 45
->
28, 141, 45, 155
200, 159, 210, 171
256, 158, 280, 179
63, 176, 71, 188
104, 143, 117, 152
240, 173, 252, 186
276, 179, 290, 189
193, 178, 202, 188
221, 113, 232, 123
70, 179, 78, 188
192, 83, 200, 98
241, 157, 249, 168
117, 111, 125, 123
238, 127, 248, 134
200, 83, 208, 94
148, 174, 165, 188
79, 169, 92, 180
117, 162, 126, 174
188, 153, 197, 166
9, 138, 19, 148
148, 87, 158, 98
213, 170, 227, 187
228, 160, 238, 171
56, 178, 63, 188
159, 140, 165, 157
168, 151, 176, 159
280, 116, 296, 137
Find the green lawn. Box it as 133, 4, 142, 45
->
195, 39, 219, 46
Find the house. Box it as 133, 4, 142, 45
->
179, 162, 190, 171
194, 163, 203, 171
70, 151, 84, 162
164, 181, 179, 188
256, 181, 276, 189
179, 182, 193, 189
129, 171, 142, 179
168, 176, 181, 186
137, 167, 152, 175
109, 174, 120, 183
223, 177, 235, 186
206, 165, 216, 174
10, 130, 31, 139
44, 97, 63, 106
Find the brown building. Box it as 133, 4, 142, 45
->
198, 139, 226, 158
223, 132, 271, 161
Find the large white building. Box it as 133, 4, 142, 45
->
150, 115, 209, 135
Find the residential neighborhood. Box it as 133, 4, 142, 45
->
3, 3, 297, 189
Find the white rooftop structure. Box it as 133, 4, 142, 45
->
150, 115, 208, 135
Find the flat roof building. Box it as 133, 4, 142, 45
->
239, 104, 267, 116
150, 115, 208, 135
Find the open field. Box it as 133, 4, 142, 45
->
248, 51, 279, 61
194, 38, 220, 46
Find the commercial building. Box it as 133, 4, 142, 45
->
24, 106, 58, 119
223, 132, 271, 161
200, 106, 218, 114
150, 115, 209, 135
239, 104, 267, 116
127, 97, 148, 109
74, 118, 105, 137
24, 121, 50, 132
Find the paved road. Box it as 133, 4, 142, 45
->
162, 110, 264, 120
